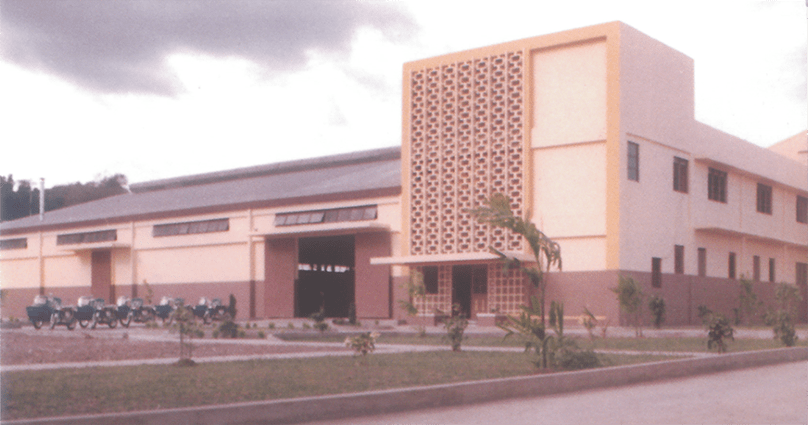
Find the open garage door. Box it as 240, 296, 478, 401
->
295, 235, 355, 318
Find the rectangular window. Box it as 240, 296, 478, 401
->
423, 266, 439, 295
768, 258, 776, 283
756, 183, 772, 214
275, 205, 377, 227
753, 256, 761, 281
728, 252, 736, 279
797, 262, 807, 287
57, 229, 117, 245
652, 257, 662, 288
708, 168, 727, 203
0, 238, 27, 250
627, 141, 639, 182
698, 248, 707, 277
674, 245, 684, 274
153, 218, 229, 237
797, 196, 808, 224
673, 157, 688, 193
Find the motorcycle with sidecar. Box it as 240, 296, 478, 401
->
192, 297, 231, 324
154, 296, 182, 325
25, 295, 76, 330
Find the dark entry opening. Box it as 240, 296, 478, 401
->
453, 265, 488, 318
295, 235, 355, 318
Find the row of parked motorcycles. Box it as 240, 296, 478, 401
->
25, 295, 233, 330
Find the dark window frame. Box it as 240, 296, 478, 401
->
0, 238, 27, 250
153, 218, 229, 238
652, 257, 662, 288
797, 195, 808, 224
627, 141, 639, 182
57, 229, 117, 245
697, 248, 707, 277
673, 157, 688, 193
275, 205, 377, 227
708, 168, 727, 203
753, 255, 761, 281
756, 183, 772, 215
674, 245, 684, 274
728, 252, 737, 279
768, 258, 776, 283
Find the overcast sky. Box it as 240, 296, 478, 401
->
1, 0, 805, 188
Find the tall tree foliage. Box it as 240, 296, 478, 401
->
1, 174, 128, 221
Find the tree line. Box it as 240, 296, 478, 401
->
0, 174, 128, 222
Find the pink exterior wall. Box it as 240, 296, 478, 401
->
354, 232, 392, 318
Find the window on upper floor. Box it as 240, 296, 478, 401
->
756, 183, 772, 215
797, 195, 808, 224
673, 157, 688, 193
627, 141, 639, 182
153, 218, 229, 237
0, 238, 27, 250
708, 168, 727, 203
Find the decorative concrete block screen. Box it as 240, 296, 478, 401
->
408, 52, 526, 256
414, 263, 526, 315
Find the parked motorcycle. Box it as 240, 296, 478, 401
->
127, 297, 156, 325
154, 296, 182, 325
90, 298, 118, 329
75, 296, 96, 328
192, 297, 231, 324
26, 295, 76, 330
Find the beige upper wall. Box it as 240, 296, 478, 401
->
531, 40, 607, 147
768, 131, 807, 166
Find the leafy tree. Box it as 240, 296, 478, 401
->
735, 277, 762, 325
469, 193, 561, 368
1, 174, 128, 221
764, 283, 801, 347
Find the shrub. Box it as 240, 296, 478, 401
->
764, 283, 801, 347
706, 313, 734, 353
345, 332, 380, 356
217, 320, 239, 339
310, 308, 329, 332
257, 330, 266, 339
611, 275, 644, 337
268, 322, 275, 330
556, 349, 601, 370
444, 305, 469, 352
579, 307, 598, 339
648, 296, 665, 329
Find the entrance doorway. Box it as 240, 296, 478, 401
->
91, 250, 114, 302
295, 235, 355, 318
452, 265, 488, 318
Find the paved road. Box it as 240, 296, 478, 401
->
303, 360, 808, 425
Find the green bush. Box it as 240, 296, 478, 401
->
217, 320, 239, 339
648, 296, 665, 329
706, 313, 734, 353
556, 349, 601, 370
444, 305, 468, 352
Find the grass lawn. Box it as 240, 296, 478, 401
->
1, 350, 673, 420
277, 332, 806, 353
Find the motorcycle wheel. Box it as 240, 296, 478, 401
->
203, 311, 212, 325
50, 313, 58, 330
79, 319, 90, 329
120, 311, 132, 328
91, 313, 99, 329
66, 317, 77, 330
32, 320, 43, 330
108, 311, 118, 328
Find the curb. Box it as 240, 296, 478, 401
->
6, 347, 807, 425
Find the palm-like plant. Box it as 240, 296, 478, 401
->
469, 193, 562, 368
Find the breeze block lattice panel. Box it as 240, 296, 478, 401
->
409, 52, 525, 256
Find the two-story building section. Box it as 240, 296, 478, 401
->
2, 22, 806, 325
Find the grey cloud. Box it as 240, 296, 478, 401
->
0, 0, 416, 96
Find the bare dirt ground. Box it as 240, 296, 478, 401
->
0, 329, 342, 365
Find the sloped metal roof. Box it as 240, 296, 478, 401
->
1, 147, 401, 235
